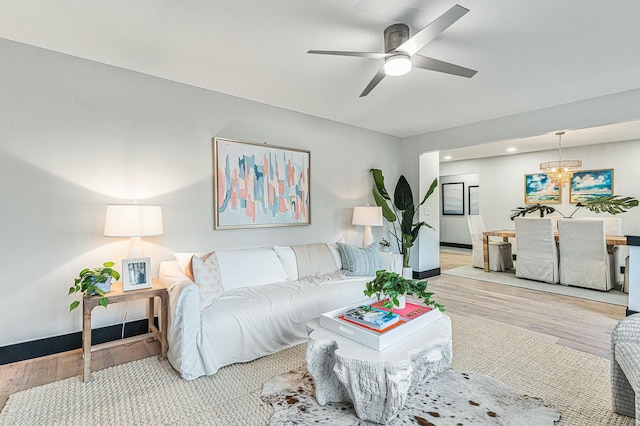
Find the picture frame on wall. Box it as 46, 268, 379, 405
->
524, 173, 561, 204
213, 137, 311, 229
442, 182, 465, 215
468, 185, 479, 215
122, 257, 151, 291
569, 169, 613, 204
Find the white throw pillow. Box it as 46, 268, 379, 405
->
326, 239, 344, 270
274, 245, 299, 280
191, 254, 224, 310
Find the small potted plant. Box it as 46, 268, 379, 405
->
68, 262, 121, 312
379, 238, 392, 252
364, 270, 444, 312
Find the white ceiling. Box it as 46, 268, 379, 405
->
1, 0, 639, 148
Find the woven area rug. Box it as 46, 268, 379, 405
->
444, 265, 628, 306
0, 313, 633, 425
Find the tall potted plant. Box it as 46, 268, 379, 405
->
371, 169, 438, 277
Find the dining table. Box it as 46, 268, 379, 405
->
482, 229, 628, 272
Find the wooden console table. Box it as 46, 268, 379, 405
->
82, 279, 168, 382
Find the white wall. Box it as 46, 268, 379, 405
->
439, 140, 640, 245
0, 39, 402, 347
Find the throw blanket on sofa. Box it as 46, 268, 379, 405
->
292, 243, 338, 279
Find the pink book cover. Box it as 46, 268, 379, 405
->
371, 300, 433, 320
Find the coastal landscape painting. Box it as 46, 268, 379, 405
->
570, 169, 613, 204
524, 173, 560, 204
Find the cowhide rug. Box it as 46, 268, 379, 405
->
261, 367, 560, 425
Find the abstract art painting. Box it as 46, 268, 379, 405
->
570, 169, 613, 204
468, 185, 479, 215
442, 182, 464, 215
524, 173, 560, 204
213, 138, 310, 229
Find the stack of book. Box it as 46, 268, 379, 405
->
371, 300, 433, 320
340, 305, 402, 333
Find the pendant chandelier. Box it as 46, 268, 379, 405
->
539, 131, 582, 187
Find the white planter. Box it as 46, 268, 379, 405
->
402, 267, 413, 279
395, 294, 406, 310
95, 276, 113, 294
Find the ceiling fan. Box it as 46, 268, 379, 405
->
307, 4, 477, 97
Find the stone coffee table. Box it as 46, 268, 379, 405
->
305, 314, 452, 424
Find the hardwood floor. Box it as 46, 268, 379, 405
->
0, 249, 626, 412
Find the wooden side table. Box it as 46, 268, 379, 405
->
82, 278, 168, 382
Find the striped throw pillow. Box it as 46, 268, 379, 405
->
336, 242, 381, 276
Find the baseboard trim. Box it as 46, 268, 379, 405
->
0, 318, 158, 366
440, 242, 472, 250
415, 268, 440, 280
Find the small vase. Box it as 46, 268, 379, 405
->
395, 294, 406, 310
402, 267, 413, 279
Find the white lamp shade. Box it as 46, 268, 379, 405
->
104, 204, 164, 237
352, 206, 383, 226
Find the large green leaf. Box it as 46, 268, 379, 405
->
410, 221, 432, 242
418, 178, 438, 206
394, 175, 413, 210
400, 204, 414, 235
370, 169, 390, 200
583, 196, 639, 215
372, 188, 397, 222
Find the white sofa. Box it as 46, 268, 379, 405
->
159, 242, 402, 380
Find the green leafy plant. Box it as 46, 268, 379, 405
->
510, 195, 638, 220
364, 270, 445, 312
371, 169, 437, 268
68, 262, 120, 312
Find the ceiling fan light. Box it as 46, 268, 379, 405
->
384, 54, 411, 76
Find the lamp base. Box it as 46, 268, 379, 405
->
127, 237, 145, 258
362, 226, 374, 248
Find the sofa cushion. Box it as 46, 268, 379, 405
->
215, 248, 288, 290
274, 245, 299, 281
292, 243, 338, 279
191, 254, 225, 310
337, 242, 381, 276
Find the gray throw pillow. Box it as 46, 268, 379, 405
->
336, 242, 381, 276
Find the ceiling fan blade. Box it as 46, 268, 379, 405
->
412, 54, 477, 78
397, 4, 469, 56
360, 65, 387, 97
307, 50, 388, 59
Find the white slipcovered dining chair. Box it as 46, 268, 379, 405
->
514, 218, 559, 283
557, 219, 612, 291
577, 217, 623, 286
467, 215, 513, 271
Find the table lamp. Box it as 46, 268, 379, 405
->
104, 204, 164, 258
352, 206, 383, 247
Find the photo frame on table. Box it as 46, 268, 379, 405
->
213, 137, 311, 229
442, 182, 465, 215
524, 173, 561, 204
122, 257, 151, 291
468, 185, 479, 215
569, 169, 613, 204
